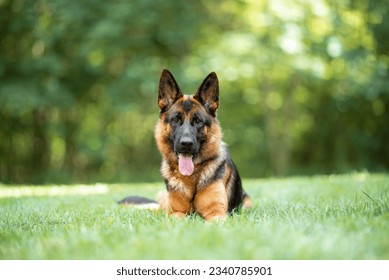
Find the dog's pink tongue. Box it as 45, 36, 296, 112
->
178, 154, 194, 176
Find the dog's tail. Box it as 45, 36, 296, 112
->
117, 195, 160, 210
117, 192, 168, 210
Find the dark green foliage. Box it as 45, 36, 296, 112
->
0, 0, 388, 183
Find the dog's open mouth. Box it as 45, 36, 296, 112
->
178, 154, 194, 176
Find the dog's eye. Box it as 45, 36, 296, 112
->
171, 115, 181, 124
193, 117, 203, 125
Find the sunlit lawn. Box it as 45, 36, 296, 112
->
0, 173, 388, 259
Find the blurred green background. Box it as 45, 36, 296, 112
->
0, 0, 388, 184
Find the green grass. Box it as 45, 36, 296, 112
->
0, 173, 388, 260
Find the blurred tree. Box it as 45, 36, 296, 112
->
185, 0, 389, 176
0, 0, 388, 183
0, 0, 212, 183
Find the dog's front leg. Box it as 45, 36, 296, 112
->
161, 190, 192, 219
194, 181, 228, 222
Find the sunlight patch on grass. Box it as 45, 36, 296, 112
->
0, 184, 109, 198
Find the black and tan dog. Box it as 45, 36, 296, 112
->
119, 69, 251, 221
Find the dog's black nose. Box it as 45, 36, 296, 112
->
180, 137, 194, 148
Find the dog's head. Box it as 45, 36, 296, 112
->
156, 69, 220, 176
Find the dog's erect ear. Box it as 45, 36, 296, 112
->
194, 72, 219, 116
158, 69, 183, 112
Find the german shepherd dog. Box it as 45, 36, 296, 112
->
119, 69, 251, 221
